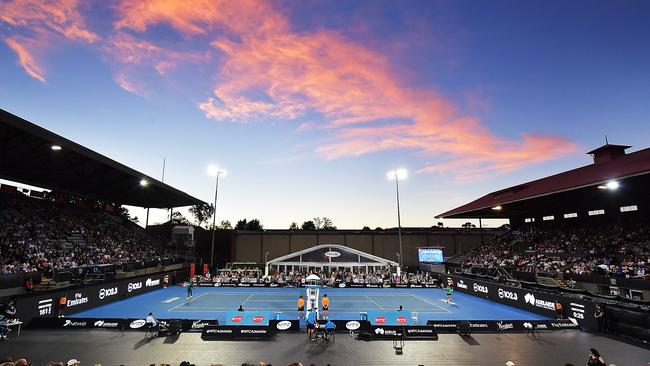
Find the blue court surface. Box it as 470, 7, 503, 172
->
72, 286, 548, 324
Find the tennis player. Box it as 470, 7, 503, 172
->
445, 285, 454, 304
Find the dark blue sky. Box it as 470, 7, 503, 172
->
1, 0, 648, 228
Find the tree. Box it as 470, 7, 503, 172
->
374, 227, 383, 231
188, 203, 214, 227
171, 211, 190, 225
362, 226, 371, 231
289, 222, 299, 230
462, 222, 472, 229
301, 220, 316, 230
437, 222, 444, 228
219, 220, 232, 229
235, 219, 248, 230
313, 217, 336, 230
130, 216, 139, 224
246, 219, 263, 231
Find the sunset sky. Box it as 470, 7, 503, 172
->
1, 0, 649, 229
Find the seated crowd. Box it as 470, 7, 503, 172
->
195, 268, 435, 286
0, 190, 172, 275
462, 223, 650, 279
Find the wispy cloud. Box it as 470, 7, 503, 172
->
1, 0, 576, 178
0, 0, 97, 82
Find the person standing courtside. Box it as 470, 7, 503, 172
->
58, 294, 67, 318
321, 294, 330, 318
297, 296, 305, 319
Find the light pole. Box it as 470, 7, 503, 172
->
208, 165, 227, 269
387, 169, 407, 271
265, 251, 270, 277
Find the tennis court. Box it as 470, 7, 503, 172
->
72, 285, 549, 324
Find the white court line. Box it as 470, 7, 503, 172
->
407, 293, 452, 313
365, 295, 385, 310
241, 294, 254, 306
167, 292, 207, 311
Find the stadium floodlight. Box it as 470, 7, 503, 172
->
139, 179, 148, 187
387, 168, 408, 180
207, 165, 227, 177
51, 145, 62, 151
492, 206, 502, 211
598, 180, 619, 190
387, 168, 407, 270
208, 165, 227, 268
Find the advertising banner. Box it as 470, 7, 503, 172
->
19, 272, 170, 323
367, 311, 412, 326
425, 319, 579, 333
225, 311, 271, 326
446, 275, 596, 329
201, 325, 271, 339
370, 325, 439, 340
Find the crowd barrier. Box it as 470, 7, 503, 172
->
15, 270, 184, 322
0, 272, 42, 289
445, 275, 598, 329
563, 273, 650, 291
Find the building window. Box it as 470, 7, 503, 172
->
543, 215, 554, 221
620, 205, 638, 212
588, 209, 605, 216
564, 213, 578, 219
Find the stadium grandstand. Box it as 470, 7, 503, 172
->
0, 108, 647, 365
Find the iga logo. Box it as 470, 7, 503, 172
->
129, 319, 146, 329
252, 316, 265, 323
127, 282, 142, 292
457, 280, 468, 289
374, 328, 384, 335
498, 288, 518, 301
99, 287, 118, 299
276, 321, 292, 330
374, 316, 386, 324
38, 299, 53, 316
397, 316, 408, 324
338, 283, 346, 288
473, 283, 488, 293
345, 321, 361, 330
145, 278, 161, 287
231, 315, 243, 323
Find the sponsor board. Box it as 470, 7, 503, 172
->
524, 293, 555, 311
275, 320, 292, 330
38, 299, 53, 316
145, 278, 161, 287
94, 320, 120, 328
345, 321, 361, 330
130, 319, 146, 329
68, 293, 89, 307
127, 282, 143, 292
456, 280, 468, 289
201, 326, 271, 339
98, 287, 118, 300
63, 320, 88, 328
473, 283, 489, 294
498, 288, 518, 301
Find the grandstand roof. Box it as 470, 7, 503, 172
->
437, 144, 650, 219
0, 108, 205, 208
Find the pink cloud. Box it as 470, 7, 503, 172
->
3, 36, 47, 83
0, 0, 97, 82
102, 32, 210, 96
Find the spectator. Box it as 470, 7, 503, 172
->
587, 348, 606, 366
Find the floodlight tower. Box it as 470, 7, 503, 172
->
387, 169, 407, 274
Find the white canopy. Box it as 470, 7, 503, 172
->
266, 244, 398, 274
